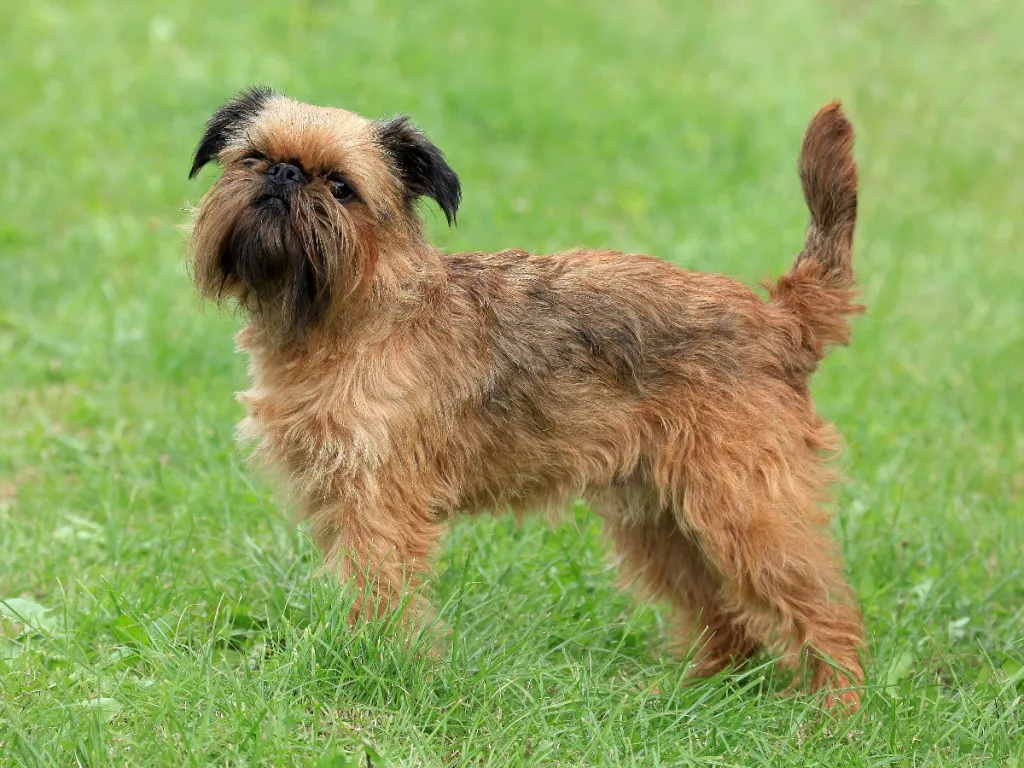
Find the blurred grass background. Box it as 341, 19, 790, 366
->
1, 0, 1022, 765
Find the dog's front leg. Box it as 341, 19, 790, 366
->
307, 480, 446, 628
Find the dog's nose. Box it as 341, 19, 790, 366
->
266, 162, 305, 187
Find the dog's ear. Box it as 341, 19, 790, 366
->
375, 116, 462, 226
189, 86, 275, 179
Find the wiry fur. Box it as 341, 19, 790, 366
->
187, 92, 866, 711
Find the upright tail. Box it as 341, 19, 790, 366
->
768, 102, 862, 364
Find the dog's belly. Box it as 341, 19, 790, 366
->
449, 420, 657, 523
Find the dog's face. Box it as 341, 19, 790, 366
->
187, 87, 461, 334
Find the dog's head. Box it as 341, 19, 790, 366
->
186, 87, 461, 335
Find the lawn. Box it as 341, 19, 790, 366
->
2, 0, 1023, 765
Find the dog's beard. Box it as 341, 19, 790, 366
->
223, 198, 333, 332
190, 174, 362, 336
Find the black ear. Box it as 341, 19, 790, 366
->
375, 116, 462, 226
189, 86, 276, 179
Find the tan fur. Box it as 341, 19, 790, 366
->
187, 93, 865, 711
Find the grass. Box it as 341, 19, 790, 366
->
2, 0, 1023, 764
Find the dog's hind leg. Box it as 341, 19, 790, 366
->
596, 489, 760, 675
668, 419, 865, 711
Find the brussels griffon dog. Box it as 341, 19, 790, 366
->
187, 87, 865, 710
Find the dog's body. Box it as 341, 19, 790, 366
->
188, 89, 865, 709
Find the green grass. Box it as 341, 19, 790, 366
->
2, 0, 1023, 764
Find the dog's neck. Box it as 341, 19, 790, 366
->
242, 240, 448, 355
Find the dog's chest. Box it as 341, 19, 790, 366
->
235, 332, 465, 487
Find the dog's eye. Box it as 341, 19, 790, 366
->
241, 150, 267, 165
328, 175, 356, 203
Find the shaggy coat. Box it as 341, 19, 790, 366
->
187, 89, 865, 710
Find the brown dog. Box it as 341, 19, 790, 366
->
187, 88, 865, 710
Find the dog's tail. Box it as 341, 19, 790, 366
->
767, 102, 862, 364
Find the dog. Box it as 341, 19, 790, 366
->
186, 87, 865, 710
